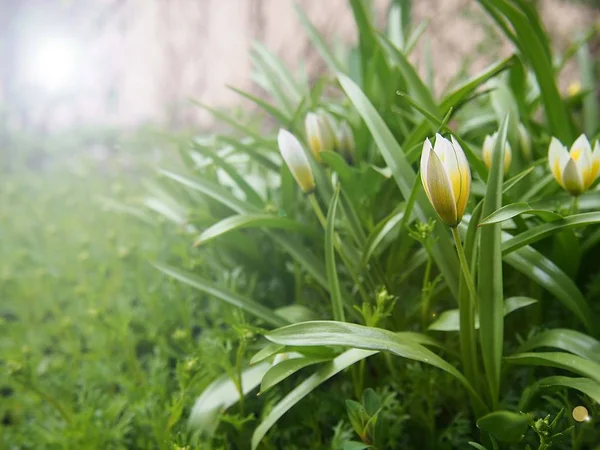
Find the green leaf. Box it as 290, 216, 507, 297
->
161, 170, 329, 289
478, 114, 509, 407
251, 349, 377, 449
325, 187, 345, 322
260, 355, 332, 393
439, 56, 515, 112
516, 329, 600, 364
192, 144, 265, 206
503, 243, 593, 332
294, 2, 343, 73
429, 296, 537, 332
217, 136, 280, 172
578, 42, 599, 136
266, 321, 486, 411
275, 304, 319, 323
362, 206, 405, 266
479, 202, 562, 226
192, 101, 276, 146
478, 0, 573, 142
377, 34, 440, 119
502, 212, 600, 255
193, 214, 315, 246
250, 344, 286, 365
189, 362, 271, 435
338, 72, 460, 300
505, 352, 600, 384
537, 376, 600, 405
154, 263, 289, 328
227, 85, 291, 124
477, 411, 529, 443
468, 443, 490, 450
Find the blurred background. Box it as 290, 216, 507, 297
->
1, 0, 597, 133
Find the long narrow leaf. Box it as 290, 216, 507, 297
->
251, 348, 377, 449
516, 329, 600, 364
338, 73, 460, 299
154, 263, 288, 328
194, 214, 316, 247
325, 187, 345, 322
505, 352, 600, 384
478, 115, 509, 407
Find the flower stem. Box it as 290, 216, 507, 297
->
308, 193, 327, 227
451, 227, 478, 309
570, 195, 579, 215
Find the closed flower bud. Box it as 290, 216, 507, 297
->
336, 121, 355, 164
517, 123, 531, 160
549, 134, 600, 196
482, 131, 512, 174
305, 110, 336, 162
420, 134, 471, 227
277, 129, 316, 194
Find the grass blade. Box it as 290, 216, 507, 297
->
266, 321, 487, 411
505, 352, 600, 384
338, 72, 460, 299
260, 356, 332, 393
502, 212, 600, 255
516, 329, 600, 364
479, 202, 562, 226
251, 348, 377, 449
478, 115, 509, 407
325, 187, 345, 322
537, 376, 600, 405
189, 362, 271, 435
193, 214, 315, 247
504, 243, 592, 332
154, 263, 288, 328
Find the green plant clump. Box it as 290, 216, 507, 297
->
3, 0, 600, 449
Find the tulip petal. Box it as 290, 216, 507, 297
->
450, 136, 471, 220
570, 134, 592, 161
548, 137, 569, 188
420, 138, 433, 201
278, 129, 315, 193
482, 135, 493, 168
562, 157, 584, 196
587, 140, 600, 186
426, 147, 458, 226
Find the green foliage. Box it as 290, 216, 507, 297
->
4, 0, 600, 449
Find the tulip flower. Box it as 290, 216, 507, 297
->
548, 134, 600, 196
517, 123, 531, 161
482, 132, 512, 174
277, 129, 315, 194
305, 110, 336, 162
420, 134, 471, 228
335, 121, 355, 164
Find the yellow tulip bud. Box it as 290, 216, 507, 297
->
336, 121, 355, 164
482, 132, 512, 174
305, 111, 336, 162
420, 134, 471, 227
517, 123, 532, 160
548, 134, 600, 196
277, 129, 316, 194
567, 81, 581, 97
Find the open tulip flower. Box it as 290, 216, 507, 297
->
549, 134, 600, 196
420, 134, 471, 228
482, 131, 512, 174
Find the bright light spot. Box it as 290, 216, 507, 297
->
572, 406, 590, 422
27, 38, 78, 92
